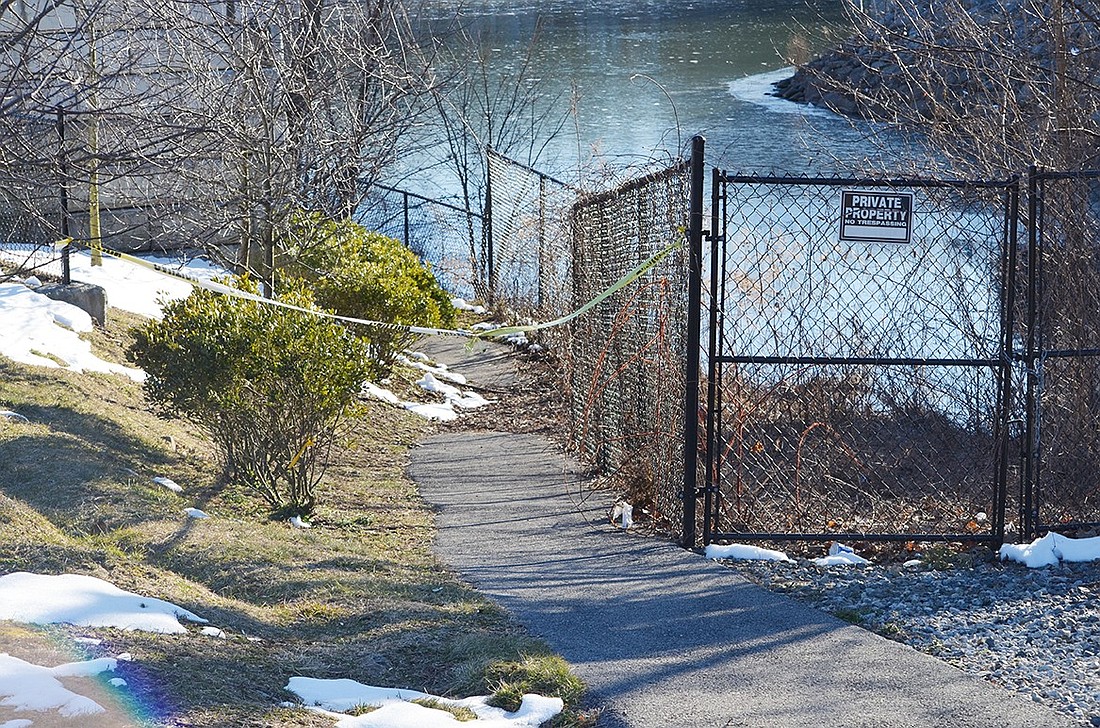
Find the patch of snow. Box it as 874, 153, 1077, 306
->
0, 282, 145, 381
499, 332, 529, 347
1000, 532, 1100, 568
396, 354, 467, 385
362, 382, 402, 406
289, 516, 312, 529
183, 508, 210, 519
417, 372, 460, 398
201, 627, 227, 639
152, 476, 182, 493
903, 559, 923, 568
416, 373, 492, 411
450, 391, 491, 410
109, 678, 127, 687
450, 297, 487, 315
0, 572, 207, 633
404, 401, 458, 422
0, 653, 117, 717
67, 251, 226, 320
287, 677, 562, 728
288, 679, 431, 713
1, 719, 34, 728
0, 410, 29, 424
23, 276, 42, 287
813, 542, 870, 567
705, 543, 791, 562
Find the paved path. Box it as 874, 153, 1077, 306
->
409, 431, 1071, 728
408, 337, 1071, 727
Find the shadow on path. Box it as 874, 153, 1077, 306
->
410, 430, 1072, 728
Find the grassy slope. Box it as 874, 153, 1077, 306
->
0, 309, 583, 727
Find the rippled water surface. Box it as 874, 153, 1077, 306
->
418, 0, 876, 174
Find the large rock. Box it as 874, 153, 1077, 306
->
35, 282, 107, 326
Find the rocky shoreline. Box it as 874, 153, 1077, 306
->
770, 0, 1061, 122
720, 555, 1100, 727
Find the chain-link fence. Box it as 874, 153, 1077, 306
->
1028, 171, 1100, 535
357, 183, 485, 301
485, 149, 574, 327
704, 174, 1016, 542
0, 204, 65, 282
569, 162, 690, 534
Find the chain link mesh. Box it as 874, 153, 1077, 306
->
569, 163, 689, 533
486, 150, 573, 332
709, 177, 1013, 538
1031, 173, 1100, 531
0, 205, 62, 282
356, 184, 485, 301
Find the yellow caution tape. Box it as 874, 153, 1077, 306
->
74, 240, 681, 341
287, 438, 314, 470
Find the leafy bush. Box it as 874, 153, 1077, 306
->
129, 278, 370, 516
281, 212, 455, 376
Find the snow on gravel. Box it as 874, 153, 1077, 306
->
715, 543, 1100, 726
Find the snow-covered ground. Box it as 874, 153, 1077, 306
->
706, 535, 1100, 569
0, 250, 215, 381
0, 250, 494, 421
0, 573, 561, 727
0, 252, 534, 727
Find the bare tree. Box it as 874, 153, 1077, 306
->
1, 0, 437, 292
117, 0, 437, 290
426, 19, 570, 298
787, 0, 1100, 176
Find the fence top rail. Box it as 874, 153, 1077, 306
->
717, 171, 1019, 190
367, 182, 483, 219
573, 159, 690, 213
1033, 168, 1100, 182
486, 147, 576, 191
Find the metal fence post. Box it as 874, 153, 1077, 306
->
1022, 165, 1040, 539
484, 153, 495, 303
402, 190, 410, 250
681, 135, 705, 548
56, 107, 71, 285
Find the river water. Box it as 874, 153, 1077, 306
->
417, 0, 878, 178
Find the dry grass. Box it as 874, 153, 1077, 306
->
0, 310, 588, 727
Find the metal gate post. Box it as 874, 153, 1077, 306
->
484, 153, 495, 303
681, 135, 705, 548
993, 177, 1021, 547
703, 167, 722, 546
1022, 165, 1041, 539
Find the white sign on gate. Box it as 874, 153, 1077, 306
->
839, 190, 914, 244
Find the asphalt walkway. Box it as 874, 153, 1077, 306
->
407, 339, 1071, 728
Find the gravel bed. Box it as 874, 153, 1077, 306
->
722, 552, 1100, 727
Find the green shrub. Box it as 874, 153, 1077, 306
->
281, 212, 455, 376
129, 277, 370, 516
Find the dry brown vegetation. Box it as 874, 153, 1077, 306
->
0, 310, 587, 727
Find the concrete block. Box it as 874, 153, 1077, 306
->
35, 282, 107, 326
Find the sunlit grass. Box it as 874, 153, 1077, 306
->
0, 310, 589, 725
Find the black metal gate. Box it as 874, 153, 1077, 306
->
1023, 170, 1100, 538
698, 168, 1021, 546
